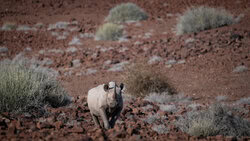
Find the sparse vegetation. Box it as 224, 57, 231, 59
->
175, 104, 250, 137
95, 23, 123, 41
143, 114, 162, 124
159, 104, 178, 113
106, 2, 148, 23
123, 63, 174, 97
144, 93, 191, 104
0, 64, 71, 115
152, 124, 169, 134
176, 6, 237, 35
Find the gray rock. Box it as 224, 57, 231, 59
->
233, 65, 248, 73
79, 33, 94, 38
66, 47, 78, 53
0, 47, 8, 53
48, 49, 64, 54
17, 25, 36, 31
165, 59, 177, 65
108, 61, 129, 72
177, 60, 186, 64
69, 36, 82, 46
47, 21, 70, 30
148, 56, 162, 64
72, 59, 81, 67
86, 68, 97, 75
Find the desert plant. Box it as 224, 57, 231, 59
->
123, 63, 175, 97
152, 124, 169, 134
0, 64, 70, 115
95, 23, 123, 41
144, 93, 191, 104
175, 104, 250, 137
176, 6, 237, 35
106, 2, 148, 23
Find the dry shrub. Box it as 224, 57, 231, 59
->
0, 64, 71, 116
175, 104, 250, 137
95, 23, 123, 41
123, 63, 174, 97
176, 6, 238, 35
106, 2, 148, 23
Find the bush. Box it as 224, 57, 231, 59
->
0, 64, 70, 115
175, 104, 250, 137
123, 63, 174, 97
152, 124, 169, 134
176, 6, 237, 35
95, 23, 123, 41
106, 2, 148, 23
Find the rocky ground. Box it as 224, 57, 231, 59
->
0, 0, 250, 140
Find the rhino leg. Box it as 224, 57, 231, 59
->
110, 107, 122, 128
91, 113, 102, 128
100, 108, 110, 129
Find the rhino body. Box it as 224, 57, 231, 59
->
87, 82, 124, 129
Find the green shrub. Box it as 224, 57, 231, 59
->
95, 23, 123, 41
123, 63, 174, 97
176, 6, 237, 35
106, 2, 148, 23
0, 64, 70, 115
175, 104, 250, 137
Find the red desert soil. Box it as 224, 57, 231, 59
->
0, 0, 250, 140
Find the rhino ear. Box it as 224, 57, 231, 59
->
120, 83, 124, 90
103, 84, 109, 92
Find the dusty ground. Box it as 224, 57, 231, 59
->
0, 0, 250, 140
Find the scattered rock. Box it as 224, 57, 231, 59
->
165, 59, 177, 65
233, 65, 248, 73
48, 49, 64, 54
108, 61, 129, 72
79, 33, 94, 38
66, 47, 78, 53
69, 36, 82, 46
148, 56, 162, 64
0, 47, 8, 53
85, 68, 97, 75
71, 59, 81, 67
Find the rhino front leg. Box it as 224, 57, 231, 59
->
91, 113, 102, 128
110, 107, 122, 128
100, 108, 110, 129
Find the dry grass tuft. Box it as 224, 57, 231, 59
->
176, 6, 237, 35
95, 23, 123, 41
0, 64, 71, 116
106, 2, 148, 23
122, 63, 175, 97
175, 104, 250, 137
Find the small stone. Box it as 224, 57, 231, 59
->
233, 65, 248, 73
0, 47, 8, 53
166, 59, 177, 65
66, 47, 78, 53
177, 60, 186, 64
148, 56, 162, 64
72, 59, 81, 67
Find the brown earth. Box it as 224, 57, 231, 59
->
0, 0, 250, 140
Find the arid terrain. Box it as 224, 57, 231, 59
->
0, 0, 250, 140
